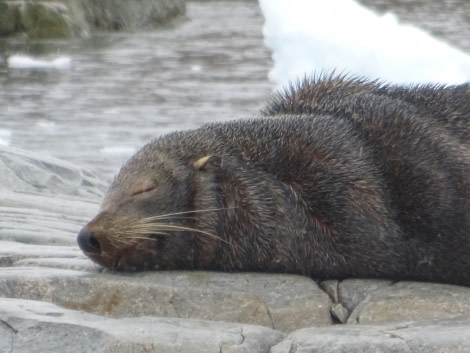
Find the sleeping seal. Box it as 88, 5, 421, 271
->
77, 76, 470, 286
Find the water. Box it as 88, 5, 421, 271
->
0, 1, 273, 181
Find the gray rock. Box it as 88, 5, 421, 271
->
0, 241, 90, 268
0, 298, 285, 353
338, 278, 393, 312
330, 303, 349, 324
0, 268, 332, 332
0, 147, 104, 248
0, 146, 106, 197
320, 279, 339, 303
345, 281, 470, 325
270, 318, 470, 353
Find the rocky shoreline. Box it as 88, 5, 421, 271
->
0, 0, 186, 38
1, 146, 470, 352
2, 0, 470, 351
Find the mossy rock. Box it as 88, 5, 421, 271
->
81, 0, 185, 31
19, 2, 73, 38
0, 2, 20, 36
0, 0, 185, 39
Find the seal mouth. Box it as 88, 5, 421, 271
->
78, 222, 164, 271
113, 257, 161, 272
108, 240, 161, 272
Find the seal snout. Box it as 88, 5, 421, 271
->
77, 226, 101, 254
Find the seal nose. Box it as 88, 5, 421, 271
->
77, 226, 101, 254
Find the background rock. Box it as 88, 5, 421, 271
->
81, 0, 185, 32
0, 0, 185, 38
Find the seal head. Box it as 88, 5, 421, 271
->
78, 149, 210, 271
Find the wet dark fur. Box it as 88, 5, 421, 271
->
78, 76, 470, 286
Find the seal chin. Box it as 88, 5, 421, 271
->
113, 253, 161, 272
104, 240, 162, 271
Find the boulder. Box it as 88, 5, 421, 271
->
0, 0, 185, 38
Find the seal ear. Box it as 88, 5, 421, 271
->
193, 155, 221, 171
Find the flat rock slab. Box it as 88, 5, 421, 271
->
270, 318, 470, 353
2, 299, 470, 353
339, 279, 470, 324
0, 298, 285, 353
0, 267, 332, 332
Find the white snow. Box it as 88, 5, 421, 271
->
259, 0, 470, 86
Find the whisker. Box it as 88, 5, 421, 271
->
147, 224, 232, 246
117, 208, 235, 248
126, 211, 203, 227
121, 229, 171, 236
127, 215, 197, 227
109, 238, 136, 247
109, 231, 172, 248
138, 208, 233, 223
124, 223, 232, 247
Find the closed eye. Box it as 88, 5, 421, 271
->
130, 186, 156, 197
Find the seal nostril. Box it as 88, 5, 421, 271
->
77, 226, 101, 254
89, 236, 100, 252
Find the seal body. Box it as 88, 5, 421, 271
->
78, 77, 470, 286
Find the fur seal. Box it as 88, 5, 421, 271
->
77, 76, 470, 286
